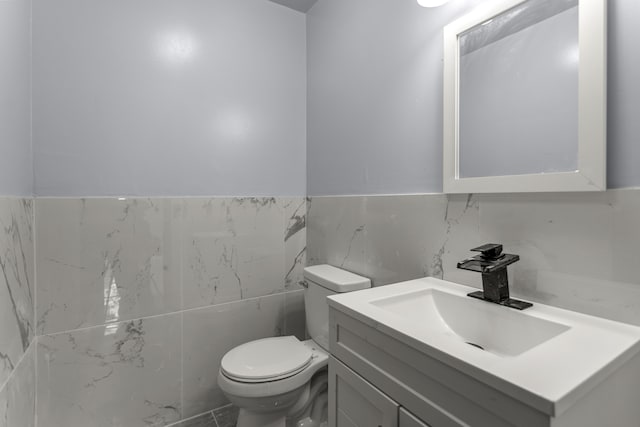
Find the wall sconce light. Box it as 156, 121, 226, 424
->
417, 0, 450, 7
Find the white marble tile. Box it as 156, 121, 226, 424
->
363, 195, 441, 286
284, 289, 306, 340
37, 313, 182, 427
284, 197, 307, 290
478, 190, 640, 325
181, 198, 285, 309
0, 198, 34, 387
36, 198, 181, 335
307, 189, 640, 326
307, 195, 480, 288
606, 190, 640, 287
438, 194, 483, 287
306, 197, 366, 274
0, 342, 35, 427
182, 293, 286, 418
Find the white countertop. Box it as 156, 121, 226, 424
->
327, 277, 640, 417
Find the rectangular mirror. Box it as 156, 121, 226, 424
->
443, 0, 606, 193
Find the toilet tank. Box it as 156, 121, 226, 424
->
303, 265, 371, 351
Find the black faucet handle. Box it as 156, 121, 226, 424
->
471, 243, 503, 259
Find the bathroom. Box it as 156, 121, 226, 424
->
1, 0, 639, 425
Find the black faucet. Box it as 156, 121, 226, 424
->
457, 243, 532, 310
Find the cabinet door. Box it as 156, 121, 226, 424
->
399, 408, 430, 427
329, 357, 398, 427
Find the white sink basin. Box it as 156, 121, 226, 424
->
370, 288, 569, 357
328, 277, 640, 415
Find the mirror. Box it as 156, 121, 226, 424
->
443, 0, 606, 193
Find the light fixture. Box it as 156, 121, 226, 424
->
417, 0, 450, 7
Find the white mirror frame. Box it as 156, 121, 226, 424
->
443, 0, 606, 193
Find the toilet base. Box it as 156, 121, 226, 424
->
218, 340, 330, 427
237, 409, 286, 427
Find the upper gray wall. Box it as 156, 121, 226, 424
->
0, 0, 33, 196
33, 0, 306, 197
307, 0, 640, 195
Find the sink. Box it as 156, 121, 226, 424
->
370, 288, 569, 357
327, 276, 640, 415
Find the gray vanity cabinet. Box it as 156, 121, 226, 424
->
327, 307, 544, 427
328, 356, 398, 427
328, 283, 640, 427
328, 356, 432, 427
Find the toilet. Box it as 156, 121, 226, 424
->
217, 264, 371, 427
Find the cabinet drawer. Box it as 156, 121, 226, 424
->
330, 308, 549, 427
329, 357, 398, 427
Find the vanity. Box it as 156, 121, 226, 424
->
323, 0, 629, 424
326, 278, 640, 427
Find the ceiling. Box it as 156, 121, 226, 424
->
267, 0, 319, 13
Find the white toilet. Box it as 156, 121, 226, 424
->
217, 264, 371, 427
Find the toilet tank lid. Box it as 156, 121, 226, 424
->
303, 264, 371, 292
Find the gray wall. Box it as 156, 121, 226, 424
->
307, 0, 640, 195
33, 0, 307, 197
0, 0, 33, 196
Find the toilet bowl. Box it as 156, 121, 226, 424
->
217, 265, 371, 427
218, 338, 328, 426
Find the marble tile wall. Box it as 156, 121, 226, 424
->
34, 197, 307, 426
0, 198, 35, 427
307, 189, 640, 326
17, 190, 640, 426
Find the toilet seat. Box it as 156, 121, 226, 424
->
218, 338, 329, 399
221, 336, 313, 383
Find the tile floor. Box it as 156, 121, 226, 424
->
168, 405, 239, 427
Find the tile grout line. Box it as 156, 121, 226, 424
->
180, 309, 184, 423
210, 409, 221, 427
38, 288, 305, 338
0, 338, 36, 395
179, 199, 185, 423
164, 409, 218, 427
34, 336, 38, 427
32, 195, 311, 200
33, 197, 38, 427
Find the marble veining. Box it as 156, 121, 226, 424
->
284, 198, 306, 242
307, 195, 480, 287
341, 225, 365, 268
182, 198, 285, 309
36, 198, 180, 335
306, 196, 366, 274
37, 314, 182, 427
0, 198, 34, 389
436, 194, 482, 286
0, 342, 36, 427
33, 196, 305, 425
284, 198, 307, 290
308, 189, 640, 326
